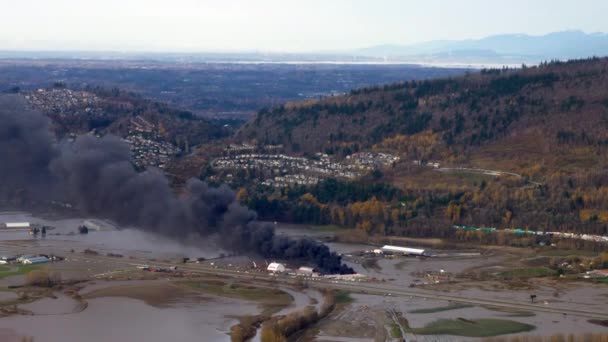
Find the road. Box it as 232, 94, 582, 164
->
51, 251, 608, 320
2, 243, 608, 320
434, 167, 543, 186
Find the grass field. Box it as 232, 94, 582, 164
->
538, 249, 598, 257
411, 318, 535, 337
409, 303, 473, 314
449, 171, 495, 185
499, 267, 555, 279
0, 264, 41, 279
503, 311, 537, 317
308, 224, 343, 232
392, 169, 483, 190
389, 323, 403, 338
334, 290, 354, 304
483, 306, 536, 317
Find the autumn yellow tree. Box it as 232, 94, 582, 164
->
446, 201, 462, 223
236, 188, 248, 203
299, 193, 321, 206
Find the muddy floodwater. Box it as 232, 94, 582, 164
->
0, 298, 252, 342
0, 283, 260, 342
0, 279, 324, 342
2, 214, 607, 341
0, 211, 257, 342
0, 211, 223, 259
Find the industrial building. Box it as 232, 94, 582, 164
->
21, 256, 49, 265
0, 256, 18, 263
267, 262, 286, 273
1, 222, 31, 229
380, 245, 426, 256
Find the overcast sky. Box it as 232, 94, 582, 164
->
1, 0, 607, 52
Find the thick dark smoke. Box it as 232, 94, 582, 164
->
0, 96, 56, 200
0, 95, 352, 274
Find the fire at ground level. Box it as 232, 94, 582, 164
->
0, 212, 607, 341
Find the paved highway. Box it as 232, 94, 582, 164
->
2, 243, 608, 320
72, 252, 608, 320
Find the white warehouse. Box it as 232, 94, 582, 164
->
22, 256, 49, 265
267, 262, 286, 273
381, 245, 426, 256
2, 222, 31, 229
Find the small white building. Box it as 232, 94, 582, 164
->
83, 219, 117, 231
17, 255, 35, 263
381, 245, 426, 256
267, 262, 286, 273
297, 266, 315, 276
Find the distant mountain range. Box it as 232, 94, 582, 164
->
2, 31, 608, 67
357, 31, 608, 65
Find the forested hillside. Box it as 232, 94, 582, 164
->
239, 58, 608, 163
235, 58, 608, 245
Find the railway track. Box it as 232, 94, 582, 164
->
81, 253, 608, 320
2, 243, 608, 320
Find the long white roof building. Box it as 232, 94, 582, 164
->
4, 222, 31, 228
381, 245, 426, 256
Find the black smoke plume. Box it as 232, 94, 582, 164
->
0, 95, 353, 274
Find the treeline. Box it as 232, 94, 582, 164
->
245, 178, 403, 225
241, 173, 608, 249
260, 290, 335, 342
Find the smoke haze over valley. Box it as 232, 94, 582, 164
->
0, 95, 352, 274
2, 3, 608, 341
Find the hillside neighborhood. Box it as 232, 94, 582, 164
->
211, 148, 400, 187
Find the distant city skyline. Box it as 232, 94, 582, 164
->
1, 0, 608, 52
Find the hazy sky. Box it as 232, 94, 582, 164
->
1, 0, 607, 52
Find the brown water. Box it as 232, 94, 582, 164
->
352, 293, 608, 338
19, 292, 81, 315
0, 211, 223, 259
0, 295, 259, 342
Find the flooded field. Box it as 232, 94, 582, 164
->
0, 296, 254, 342
0, 211, 223, 260
279, 224, 608, 340
0, 277, 328, 342
0, 214, 606, 341
0, 279, 268, 342
314, 293, 608, 341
